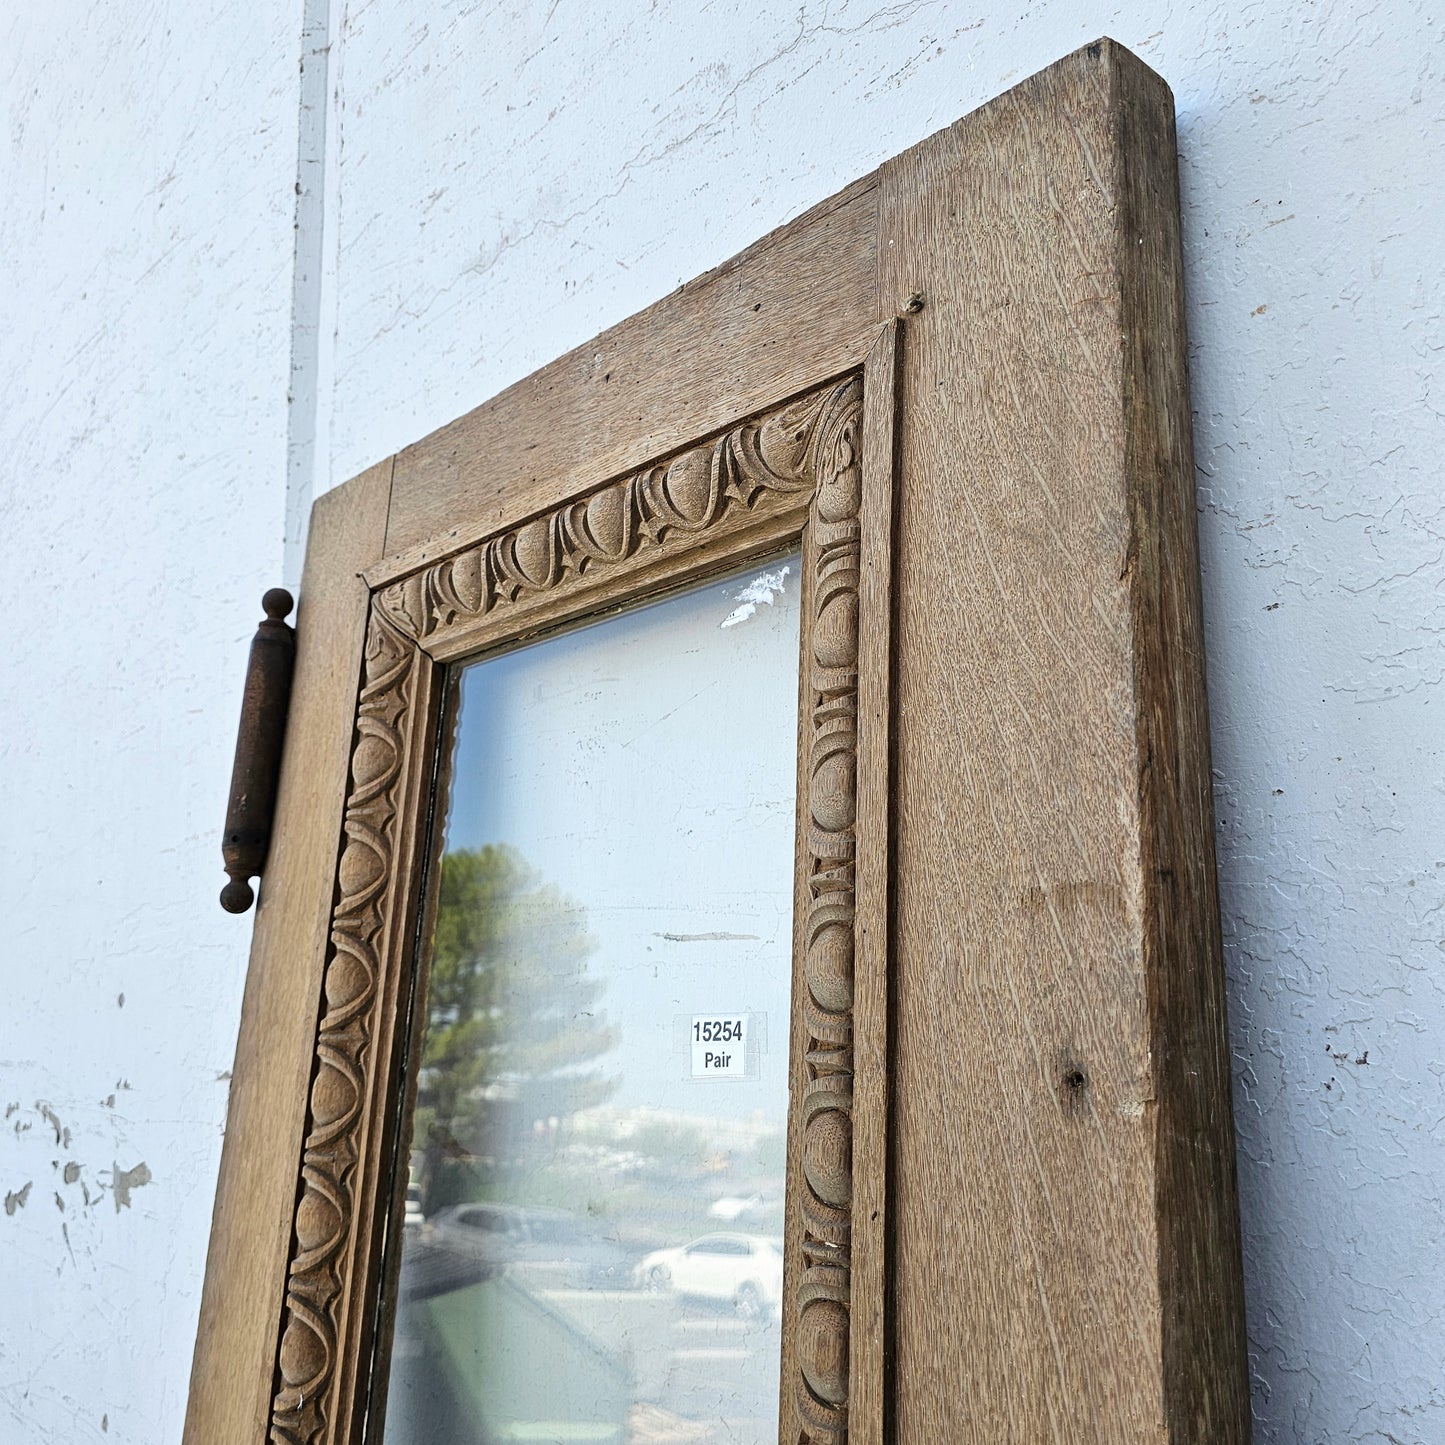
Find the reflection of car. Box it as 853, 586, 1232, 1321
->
634, 1233, 784, 1315
403, 1182, 425, 1231
426, 1203, 627, 1288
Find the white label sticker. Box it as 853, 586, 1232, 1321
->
690, 1014, 749, 1078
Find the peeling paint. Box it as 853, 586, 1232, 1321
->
2, 3, 1442, 1443
5, 1182, 33, 1216
2, 0, 302, 1434
36, 1103, 63, 1146
110, 1161, 152, 1212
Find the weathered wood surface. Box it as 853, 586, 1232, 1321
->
877, 39, 1248, 1441
1117, 47, 1251, 1440
847, 321, 899, 1445
377, 174, 879, 571
374, 379, 859, 666
187, 38, 1248, 1445
185, 461, 393, 1445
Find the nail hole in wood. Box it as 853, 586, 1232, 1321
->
1059, 1055, 1091, 1116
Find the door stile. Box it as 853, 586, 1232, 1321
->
186, 462, 394, 1445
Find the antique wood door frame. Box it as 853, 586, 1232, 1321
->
187, 39, 1250, 1444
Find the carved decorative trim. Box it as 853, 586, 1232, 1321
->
374, 379, 853, 646
795, 378, 862, 1445
269, 610, 418, 1445
267, 374, 867, 1445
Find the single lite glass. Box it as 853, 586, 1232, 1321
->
379, 556, 802, 1445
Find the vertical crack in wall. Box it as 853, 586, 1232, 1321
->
285, 0, 341, 587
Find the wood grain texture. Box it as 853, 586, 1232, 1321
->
374, 377, 856, 665
876, 39, 1248, 1441
379, 176, 879, 567
848, 322, 898, 1445
189, 39, 1248, 1445
184, 460, 393, 1445
1115, 48, 1251, 1441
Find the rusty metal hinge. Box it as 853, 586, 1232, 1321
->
220, 588, 296, 913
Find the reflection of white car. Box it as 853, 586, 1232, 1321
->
635, 1233, 783, 1315
426, 1203, 628, 1288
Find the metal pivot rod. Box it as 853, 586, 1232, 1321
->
220, 588, 296, 913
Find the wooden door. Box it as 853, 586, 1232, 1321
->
187, 39, 1250, 1445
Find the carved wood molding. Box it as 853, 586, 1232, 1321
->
267, 374, 868, 1445
373, 379, 853, 649
269, 609, 419, 1445
795, 377, 862, 1445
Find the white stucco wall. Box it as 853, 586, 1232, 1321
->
0, 2, 302, 1438
2, 3, 1440, 1442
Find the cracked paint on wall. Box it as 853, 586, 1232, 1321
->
109, 1162, 152, 1213
2, 2, 1442, 1442
318, 7, 1445, 1442
2, 1104, 159, 1224
0, 0, 303, 1437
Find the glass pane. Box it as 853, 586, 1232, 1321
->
381, 556, 801, 1445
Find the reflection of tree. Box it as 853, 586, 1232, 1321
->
415, 845, 618, 1208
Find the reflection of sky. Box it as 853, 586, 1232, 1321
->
444, 556, 801, 1123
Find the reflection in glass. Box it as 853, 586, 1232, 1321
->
381, 557, 801, 1445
